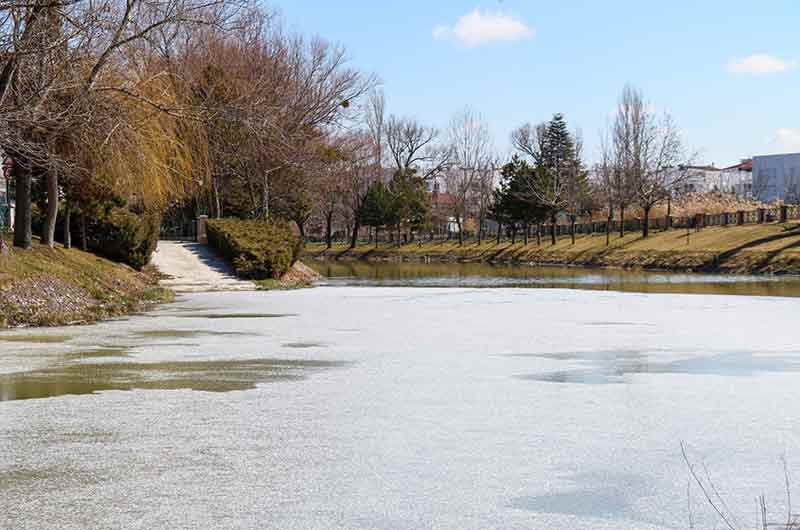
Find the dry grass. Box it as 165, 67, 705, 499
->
306, 222, 800, 274
0, 235, 173, 327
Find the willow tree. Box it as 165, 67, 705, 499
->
0, 0, 242, 249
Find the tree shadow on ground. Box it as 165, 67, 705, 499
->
167, 242, 240, 277
713, 224, 800, 268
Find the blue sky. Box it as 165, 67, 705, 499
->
280, 1, 800, 167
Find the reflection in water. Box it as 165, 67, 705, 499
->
310, 260, 800, 297
510, 487, 630, 517
518, 351, 800, 385
133, 329, 255, 339
0, 334, 73, 343
177, 313, 298, 319
510, 472, 651, 519
61, 348, 130, 360
283, 342, 326, 349
0, 358, 347, 401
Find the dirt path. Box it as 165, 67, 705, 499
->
151, 241, 256, 292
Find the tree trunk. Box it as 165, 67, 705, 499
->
523, 223, 529, 245
375, 227, 380, 248
42, 170, 58, 248
79, 212, 87, 251
325, 212, 333, 249
642, 206, 651, 238
63, 199, 71, 249
606, 212, 612, 246
213, 177, 223, 219
619, 204, 625, 238
349, 216, 360, 249
260, 173, 270, 221
457, 218, 463, 246
536, 223, 541, 246
296, 219, 306, 240
13, 162, 32, 249
511, 226, 516, 245
496, 222, 502, 244
550, 213, 557, 245
570, 219, 576, 245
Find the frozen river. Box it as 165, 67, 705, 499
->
2, 277, 800, 529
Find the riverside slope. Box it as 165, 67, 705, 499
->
307, 222, 800, 275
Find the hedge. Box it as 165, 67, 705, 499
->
206, 219, 302, 280
86, 207, 161, 270
32, 201, 160, 270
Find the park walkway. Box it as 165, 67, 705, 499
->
151, 241, 257, 293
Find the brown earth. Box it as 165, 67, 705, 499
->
0, 238, 172, 328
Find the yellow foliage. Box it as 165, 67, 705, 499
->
81, 69, 209, 210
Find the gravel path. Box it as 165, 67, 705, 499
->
151, 241, 257, 292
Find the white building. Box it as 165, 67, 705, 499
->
664, 165, 721, 194
752, 152, 800, 203
719, 159, 753, 198
681, 165, 722, 194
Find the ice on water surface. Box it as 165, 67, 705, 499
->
1, 286, 799, 530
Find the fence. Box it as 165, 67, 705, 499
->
319, 205, 800, 246
534, 205, 800, 240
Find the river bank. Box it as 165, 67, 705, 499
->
306, 221, 800, 275
0, 238, 172, 328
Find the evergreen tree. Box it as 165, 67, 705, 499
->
359, 181, 399, 245
511, 113, 584, 245
493, 155, 546, 244
389, 170, 429, 241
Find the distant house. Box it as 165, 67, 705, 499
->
667, 161, 754, 199
665, 165, 721, 194
752, 152, 800, 203
719, 159, 753, 198
431, 191, 460, 233
680, 165, 722, 194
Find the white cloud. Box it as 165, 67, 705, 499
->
433, 9, 533, 47
774, 128, 800, 151
727, 54, 796, 76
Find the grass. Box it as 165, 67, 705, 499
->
306, 222, 800, 274
254, 278, 313, 291
0, 235, 174, 328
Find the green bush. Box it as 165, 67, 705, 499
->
86, 207, 161, 270
206, 219, 302, 279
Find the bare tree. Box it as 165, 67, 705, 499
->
596, 127, 630, 244
176, 12, 375, 221
364, 88, 386, 173
385, 115, 451, 180
445, 107, 493, 246
337, 132, 372, 249
612, 85, 691, 238
474, 160, 496, 245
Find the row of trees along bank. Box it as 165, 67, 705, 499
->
0, 0, 374, 265
301, 85, 697, 251
0, 0, 695, 264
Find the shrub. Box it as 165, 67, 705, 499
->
86, 207, 161, 270
206, 219, 302, 279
